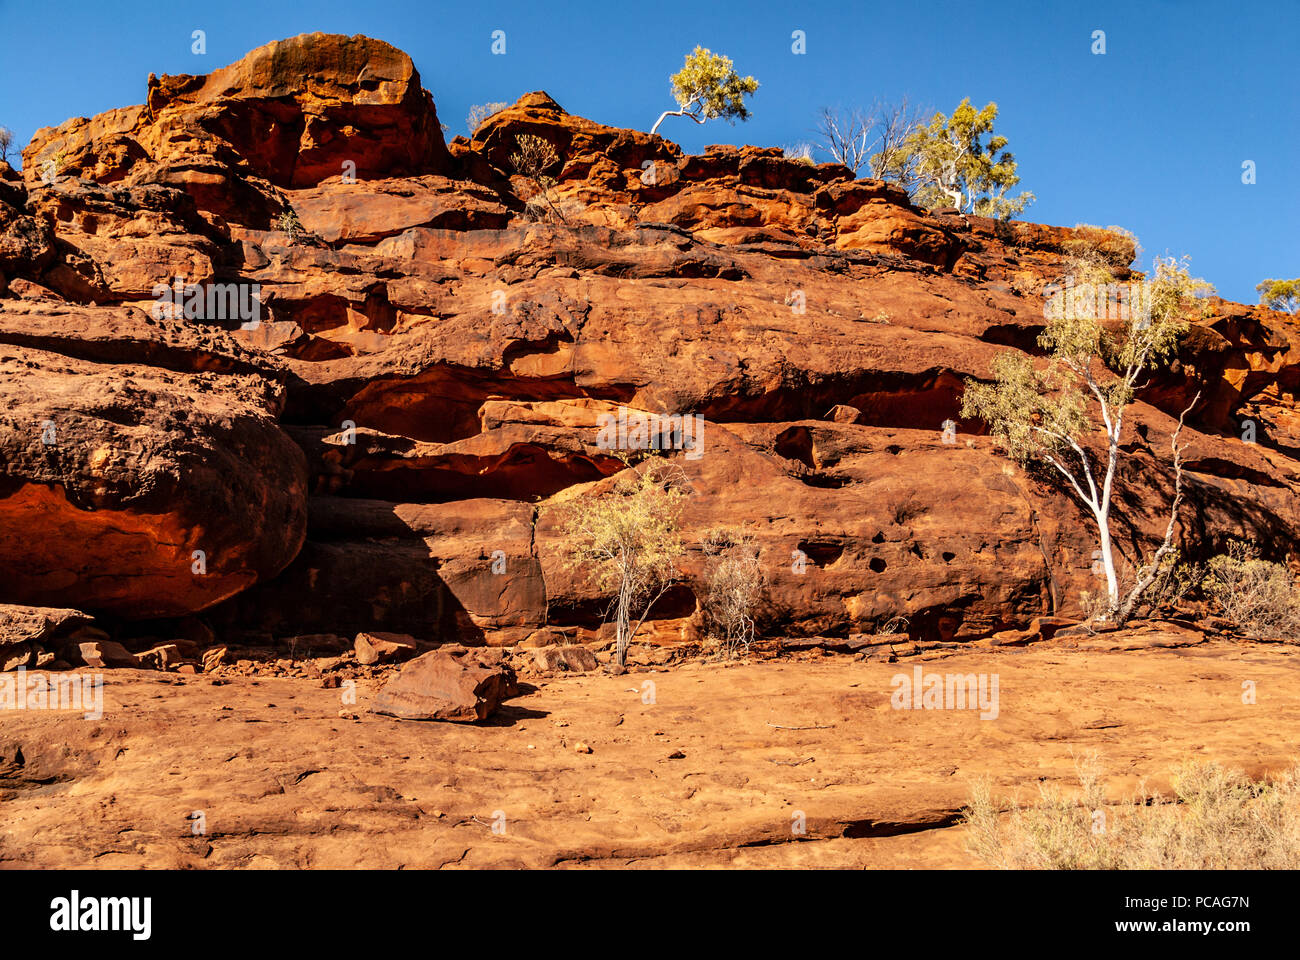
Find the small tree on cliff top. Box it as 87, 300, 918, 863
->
554, 456, 689, 667
651, 46, 759, 137
1257, 278, 1300, 314
961, 252, 1214, 621
893, 98, 1034, 219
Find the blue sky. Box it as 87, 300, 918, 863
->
1, 0, 1295, 303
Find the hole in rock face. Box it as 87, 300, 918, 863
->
871, 531, 886, 544
980, 323, 1047, 353
942, 551, 956, 562
795, 472, 850, 488
847, 371, 966, 432
774, 426, 815, 469
651, 584, 698, 620
296, 364, 597, 444
344, 448, 617, 504
698, 369, 965, 431
869, 557, 887, 573
797, 540, 844, 567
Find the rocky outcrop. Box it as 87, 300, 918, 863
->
22, 34, 451, 226
0, 302, 308, 617
0, 603, 94, 669
2, 34, 1297, 648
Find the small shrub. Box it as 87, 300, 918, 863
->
0, 126, 13, 164
782, 142, 815, 165
275, 207, 304, 244
552, 455, 689, 667
700, 528, 766, 658
510, 134, 569, 225
1203, 540, 1300, 638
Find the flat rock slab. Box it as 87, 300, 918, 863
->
4, 640, 1300, 868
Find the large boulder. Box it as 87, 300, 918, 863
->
0, 603, 95, 670
369, 649, 517, 722
0, 303, 308, 617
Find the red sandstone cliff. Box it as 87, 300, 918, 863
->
2, 33, 1297, 656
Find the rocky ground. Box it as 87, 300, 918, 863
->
4, 626, 1297, 869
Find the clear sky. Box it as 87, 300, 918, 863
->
1, 0, 1295, 303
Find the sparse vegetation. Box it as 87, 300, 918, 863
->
1257, 278, 1300, 314
0, 126, 14, 165
274, 207, 304, 244
962, 254, 1213, 621
554, 455, 690, 667
466, 101, 510, 132
1203, 541, 1300, 638
509, 133, 571, 224
700, 528, 766, 658
892, 98, 1034, 219
782, 142, 815, 165
651, 46, 759, 137
1062, 223, 1140, 276
965, 754, 1300, 869
815, 98, 927, 182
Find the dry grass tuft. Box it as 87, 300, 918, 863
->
964, 753, 1300, 869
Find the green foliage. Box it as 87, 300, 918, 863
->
651, 46, 758, 135
892, 98, 1034, 219
965, 255, 1210, 467
961, 352, 1087, 466
553, 455, 689, 666
962, 252, 1212, 615
274, 207, 304, 243
1203, 541, 1300, 638
1257, 278, 1300, 314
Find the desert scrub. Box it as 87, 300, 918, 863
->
700, 528, 766, 658
510, 134, 570, 224
275, 207, 305, 244
964, 755, 1300, 869
551, 454, 688, 667
1203, 541, 1300, 638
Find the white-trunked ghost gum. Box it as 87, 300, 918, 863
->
0, 668, 103, 720
49, 891, 151, 940
890, 666, 999, 720
595, 406, 705, 460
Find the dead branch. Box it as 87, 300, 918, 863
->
1116, 391, 1200, 624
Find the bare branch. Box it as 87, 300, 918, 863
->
1116, 391, 1200, 624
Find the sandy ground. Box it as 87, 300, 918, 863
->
3, 635, 1299, 869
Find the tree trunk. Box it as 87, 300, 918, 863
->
1096, 510, 1120, 612
650, 110, 677, 136
615, 576, 633, 667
